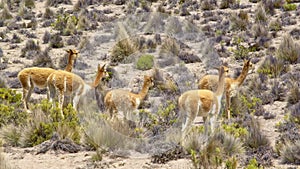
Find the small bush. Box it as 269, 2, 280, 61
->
283, 3, 297, 11
281, 141, 300, 164
43, 7, 54, 19
21, 101, 81, 147
244, 117, 269, 149
201, 0, 217, 10
254, 4, 268, 23
136, 54, 154, 70
42, 31, 51, 44
32, 47, 54, 68
276, 34, 300, 64
230, 10, 249, 31
23, 0, 35, 9
287, 82, 300, 106
257, 55, 289, 78
11, 33, 22, 43
190, 131, 244, 169
160, 37, 180, 56
0, 88, 27, 127
46, 0, 72, 7
110, 38, 138, 64
0, 5, 12, 20
0, 124, 22, 146
20, 39, 41, 59
50, 34, 64, 48
220, 0, 238, 9
269, 19, 282, 32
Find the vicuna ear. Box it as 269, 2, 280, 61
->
101, 64, 106, 70
65, 49, 71, 53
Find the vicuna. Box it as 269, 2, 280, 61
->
104, 75, 154, 122
17, 49, 79, 110
198, 60, 253, 119
47, 64, 108, 117
178, 66, 228, 140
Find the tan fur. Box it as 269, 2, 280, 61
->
104, 76, 154, 121
17, 49, 79, 110
198, 60, 253, 119
178, 66, 228, 139
47, 64, 108, 117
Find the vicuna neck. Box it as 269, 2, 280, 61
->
92, 72, 104, 88
215, 71, 225, 97
234, 64, 250, 86
137, 82, 151, 100
65, 54, 75, 72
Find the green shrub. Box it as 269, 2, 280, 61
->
136, 54, 154, 70
245, 158, 263, 169
276, 34, 300, 64
222, 123, 248, 139
0, 88, 27, 127
283, 3, 297, 11
21, 100, 81, 147
190, 131, 244, 169
231, 37, 251, 60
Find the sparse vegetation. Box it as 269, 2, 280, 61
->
0, 0, 300, 168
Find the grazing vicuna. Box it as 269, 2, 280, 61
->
17, 49, 79, 110
198, 60, 253, 119
47, 64, 108, 117
178, 66, 228, 140
104, 75, 154, 122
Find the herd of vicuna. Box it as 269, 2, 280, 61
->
17, 49, 253, 141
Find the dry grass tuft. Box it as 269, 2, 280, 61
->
276, 34, 300, 64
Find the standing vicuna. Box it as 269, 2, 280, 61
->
18, 49, 79, 110
104, 75, 154, 122
198, 60, 253, 119
47, 64, 108, 117
178, 66, 228, 140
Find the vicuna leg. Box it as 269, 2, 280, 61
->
226, 92, 231, 119
73, 95, 80, 111
22, 88, 29, 110
24, 86, 33, 110
58, 91, 65, 118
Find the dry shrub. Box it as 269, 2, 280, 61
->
281, 141, 300, 165
110, 38, 138, 64
220, 0, 238, 9
201, 0, 217, 10
254, 4, 268, 23
257, 55, 289, 78
230, 10, 249, 31
0, 4, 12, 20
81, 112, 136, 150
276, 34, 300, 64
20, 39, 41, 59
46, 0, 72, 7
159, 37, 180, 56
